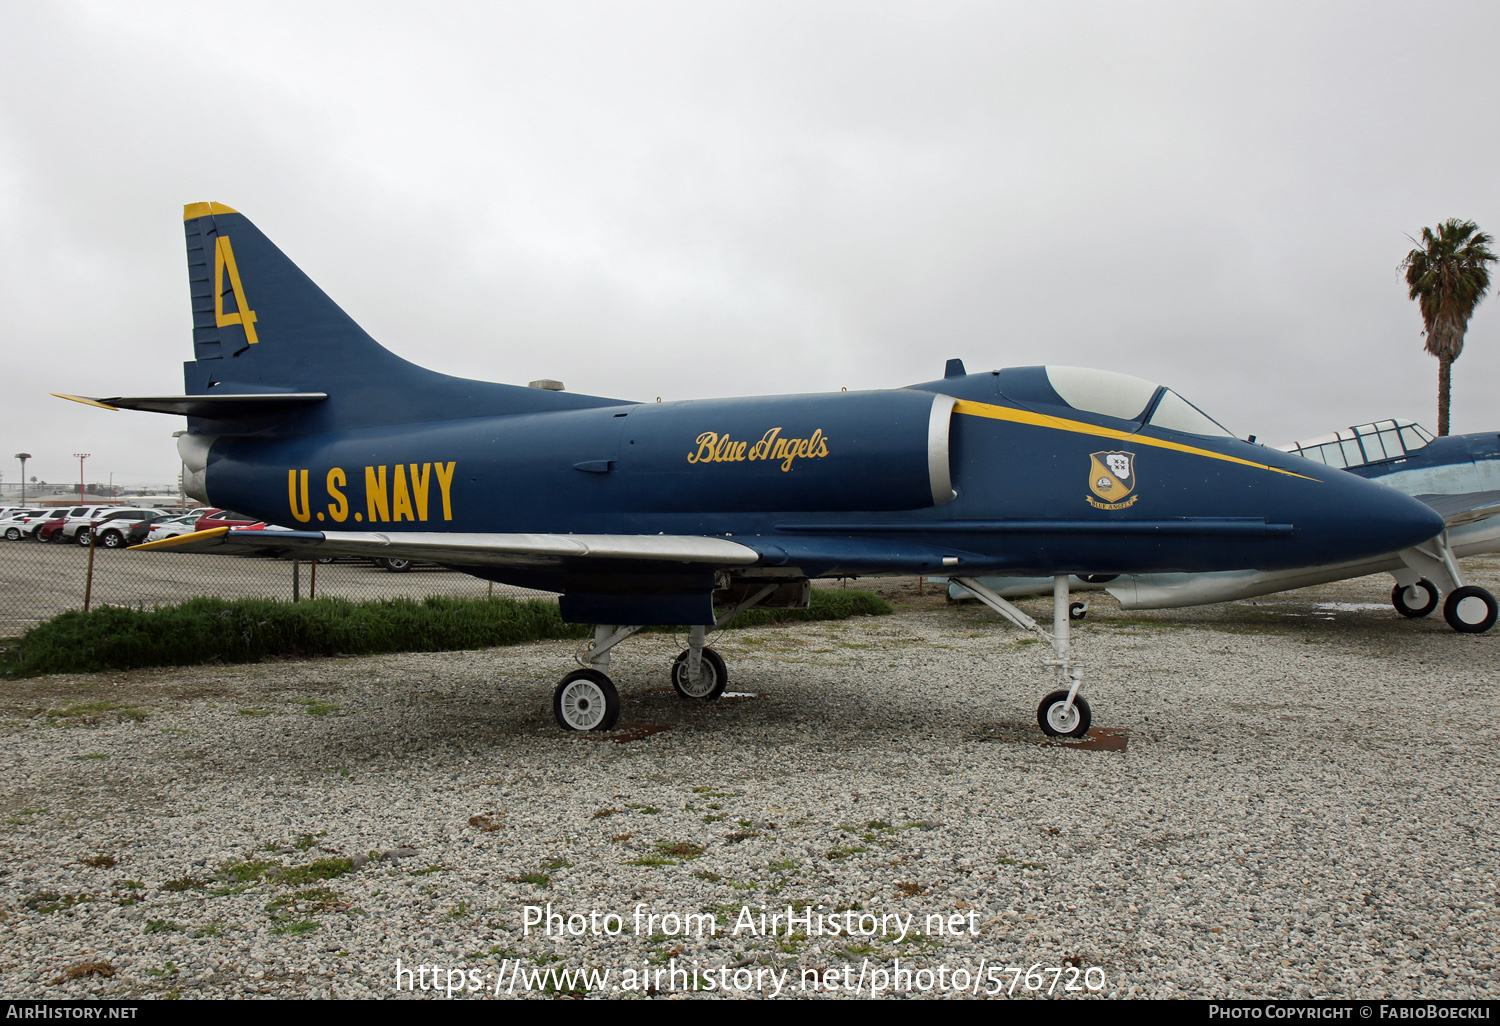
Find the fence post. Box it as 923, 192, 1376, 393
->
309, 560, 317, 600
84, 530, 98, 612
292, 560, 301, 603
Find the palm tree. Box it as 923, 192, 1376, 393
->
1402, 219, 1496, 436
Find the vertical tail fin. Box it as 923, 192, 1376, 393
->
179, 203, 626, 433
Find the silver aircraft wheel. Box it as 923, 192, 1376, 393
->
1391, 579, 1438, 618
1068, 601, 1087, 621
553, 669, 620, 732
671, 647, 728, 701
1037, 689, 1091, 739
1443, 586, 1498, 634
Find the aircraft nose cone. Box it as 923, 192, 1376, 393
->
1322, 475, 1445, 561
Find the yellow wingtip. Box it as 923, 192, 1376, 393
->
128, 526, 229, 551
52, 392, 119, 411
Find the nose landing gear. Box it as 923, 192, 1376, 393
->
953, 575, 1093, 739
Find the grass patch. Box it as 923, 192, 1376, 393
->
25, 892, 89, 913
717, 589, 892, 628
2, 589, 890, 677
271, 858, 356, 885
143, 919, 185, 934
0, 595, 592, 676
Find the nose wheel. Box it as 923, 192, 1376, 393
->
1038, 690, 1092, 738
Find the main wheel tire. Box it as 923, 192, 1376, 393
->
671, 647, 728, 701
100, 530, 126, 549
1068, 601, 1087, 621
1391, 579, 1438, 618
3, 528, 18, 541
1443, 586, 1498, 634
1037, 690, 1091, 738
553, 669, 620, 731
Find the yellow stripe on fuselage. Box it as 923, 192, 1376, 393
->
952, 399, 1318, 481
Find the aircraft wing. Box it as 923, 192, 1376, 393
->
1415, 490, 1500, 529
131, 527, 761, 569
53, 393, 328, 417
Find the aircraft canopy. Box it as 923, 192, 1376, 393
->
996, 366, 1236, 438
1280, 418, 1434, 469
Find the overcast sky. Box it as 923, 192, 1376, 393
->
2, 0, 1498, 490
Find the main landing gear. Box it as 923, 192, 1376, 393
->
1391, 533, 1498, 634
952, 574, 1092, 739
550, 584, 781, 731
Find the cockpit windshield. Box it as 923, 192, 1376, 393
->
1280, 419, 1433, 469
993, 365, 1236, 438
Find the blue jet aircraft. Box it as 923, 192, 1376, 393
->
57, 203, 1447, 737
951, 418, 1500, 633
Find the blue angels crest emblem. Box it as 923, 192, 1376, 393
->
1087, 451, 1139, 508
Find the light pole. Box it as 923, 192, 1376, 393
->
73, 453, 90, 503
13, 454, 28, 505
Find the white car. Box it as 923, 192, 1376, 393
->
57, 505, 137, 545
0, 509, 48, 541
144, 513, 204, 543
17, 508, 68, 540
89, 509, 176, 549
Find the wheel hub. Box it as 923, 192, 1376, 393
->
561, 682, 605, 729
1046, 701, 1079, 734
1455, 595, 1488, 625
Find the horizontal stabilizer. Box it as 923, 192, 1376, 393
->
53, 392, 327, 417
132, 527, 761, 569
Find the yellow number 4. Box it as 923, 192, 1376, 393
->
214, 235, 259, 344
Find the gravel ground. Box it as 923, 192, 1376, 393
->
0, 566, 1496, 1000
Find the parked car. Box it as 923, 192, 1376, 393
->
144, 513, 209, 544
90, 509, 174, 549
38, 517, 71, 543
0, 509, 47, 541
50, 505, 126, 545
193, 508, 269, 533
24, 509, 69, 540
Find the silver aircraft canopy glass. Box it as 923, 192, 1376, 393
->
1044, 366, 1159, 421
1280, 419, 1434, 469
1039, 366, 1236, 438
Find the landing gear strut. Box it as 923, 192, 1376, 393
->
952, 574, 1092, 738
672, 624, 728, 700
548, 583, 780, 731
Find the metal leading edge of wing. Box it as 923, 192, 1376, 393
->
131, 528, 762, 568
